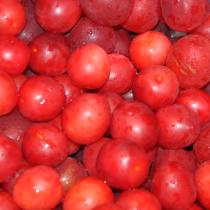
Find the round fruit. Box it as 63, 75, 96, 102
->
96, 139, 150, 189
62, 93, 111, 145
13, 165, 63, 210
63, 177, 114, 210
166, 34, 210, 89
18, 76, 65, 121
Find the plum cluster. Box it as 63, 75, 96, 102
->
0, 0, 210, 210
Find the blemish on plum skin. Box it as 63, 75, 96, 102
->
155, 75, 163, 84
36, 133, 44, 140
134, 166, 141, 172
172, 55, 197, 76
32, 47, 38, 53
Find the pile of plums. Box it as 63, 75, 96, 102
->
0, 0, 210, 209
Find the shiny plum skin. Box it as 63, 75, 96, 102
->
0, 0, 26, 35
193, 123, 210, 163
18, 76, 65, 121
100, 54, 136, 94
130, 31, 172, 70
156, 104, 200, 149
0, 135, 22, 183
176, 88, 210, 126
123, 0, 160, 33
13, 165, 63, 210
96, 139, 150, 190
66, 17, 116, 54
80, 0, 133, 26
62, 93, 111, 145
166, 34, 210, 89
0, 35, 31, 76
195, 161, 210, 209
1, 0, 210, 208
22, 123, 69, 166
0, 71, 18, 116
151, 162, 197, 210
56, 157, 87, 194
67, 44, 110, 89
116, 189, 162, 210
29, 33, 70, 76
35, 0, 81, 33
133, 65, 179, 110
161, 0, 209, 32
111, 101, 159, 151
63, 177, 114, 210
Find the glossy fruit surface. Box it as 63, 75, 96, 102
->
156, 104, 200, 149
166, 34, 210, 89
22, 123, 69, 166
0, 0, 26, 35
80, 0, 133, 26
13, 165, 63, 210
116, 189, 162, 210
0, 71, 18, 116
176, 88, 210, 125
29, 33, 70, 76
0, 1, 210, 208
111, 101, 158, 151
0, 35, 30, 76
35, 0, 81, 33
123, 0, 160, 33
62, 93, 111, 145
67, 44, 110, 89
195, 161, 210, 209
151, 162, 197, 210
161, 0, 209, 32
96, 139, 150, 189
133, 65, 179, 110
130, 31, 171, 70
63, 177, 114, 210
66, 17, 116, 53
18, 76, 65, 121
